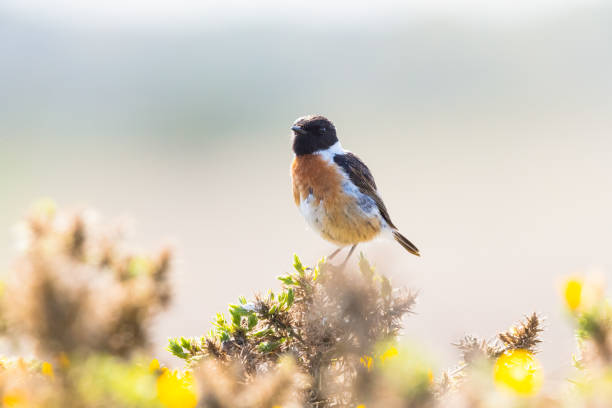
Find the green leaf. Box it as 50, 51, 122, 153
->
277, 293, 286, 306
253, 328, 272, 338
214, 313, 227, 327
278, 276, 295, 285
293, 254, 304, 276
167, 338, 188, 359
257, 341, 280, 353
218, 330, 230, 342
230, 309, 241, 326
286, 288, 294, 308
247, 314, 258, 330
180, 337, 191, 349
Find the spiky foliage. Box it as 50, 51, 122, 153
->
438, 313, 544, 396
498, 313, 543, 354
5, 201, 612, 407
169, 254, 417, 407
0, 202, 173, 408
453, 335, 499, 365
453, 313, 543, 364
193, 357, 308, 408
576, 307, 612, 365
4, 203, 172, 359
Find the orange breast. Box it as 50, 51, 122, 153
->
291, 155, 382, 245
291, 154, 343, 206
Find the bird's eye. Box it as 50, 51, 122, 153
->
320, 127, 326, 133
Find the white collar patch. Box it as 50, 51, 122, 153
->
315, 141, 345, 163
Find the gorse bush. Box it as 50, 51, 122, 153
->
0, 201, 612, 407
5, 200, 171, 359
167, 258, 549, 408
168, 254, 418, 406
0, 201, 171, 407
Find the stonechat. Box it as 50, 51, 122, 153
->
290, 115, 419, 263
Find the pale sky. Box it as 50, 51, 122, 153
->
1, 0, 605, 27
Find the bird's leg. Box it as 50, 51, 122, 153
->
327, 247, 343, 260
340, 244, 357, 267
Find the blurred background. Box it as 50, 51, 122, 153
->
1, 0, 611, 383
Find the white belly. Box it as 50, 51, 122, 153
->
299, 192, 327, 234
298, 188, 385, 245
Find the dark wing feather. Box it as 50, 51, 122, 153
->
333, 152, 397, 229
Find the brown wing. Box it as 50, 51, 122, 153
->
333, 152, 397, 229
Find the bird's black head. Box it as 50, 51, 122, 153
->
291, 115, 338, 156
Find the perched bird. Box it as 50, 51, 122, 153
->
290, 115, 419, 263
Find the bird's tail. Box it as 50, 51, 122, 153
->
392, 230, 420, 257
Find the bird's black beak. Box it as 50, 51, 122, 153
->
291, 125, 307, 135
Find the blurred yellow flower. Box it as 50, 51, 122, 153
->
494, 349, 542, 396
356, 405, 366, 408
157, 369, 197, 408
149, 358, 160, 373
41, 361, 54, 379
380, 346, 398, 364
2, 388, 27, 407
360, 355, 373, 371
564, 278, 583, 311
128, 256, 154, 277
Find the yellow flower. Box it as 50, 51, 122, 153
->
564, 278, 583, 311
379, 346, 398, 364
41, 361, 54, 379
356, 405, 366, 408
360, 355, 373, 371
149, 358, 161, 373
157, 369, 197, 408
2, 388, 27, 407
494, 349, 542, 396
